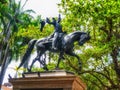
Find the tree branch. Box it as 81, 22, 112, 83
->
79, 70, 116, 88
84, 78, 102, 89
90, 73, 109, 88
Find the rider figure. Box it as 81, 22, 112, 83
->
46, 14, 63, 50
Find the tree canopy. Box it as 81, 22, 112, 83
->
58, 0, 120, 89
0, 0, 35, 87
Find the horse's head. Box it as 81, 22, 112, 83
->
79, 32, 90, 46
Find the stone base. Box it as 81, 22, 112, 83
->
9, 70, 86, 90
22, 70, 74, 78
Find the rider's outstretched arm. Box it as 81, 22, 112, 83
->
46, 18, 54, 25
40, 20, 45, 32
58, 14, 61, 23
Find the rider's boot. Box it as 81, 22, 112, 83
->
54, 47, 57, 50
61, 56, 65, 59
52, 44, 57, 50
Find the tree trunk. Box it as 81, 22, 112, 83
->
0, 43, 10, 88
111, 47, 120, 89
0, 21, 11, 88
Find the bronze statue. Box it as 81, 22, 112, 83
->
17, 15, 90, 72
18, 32, 90, 71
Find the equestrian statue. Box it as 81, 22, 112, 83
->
17, 15, 90, 71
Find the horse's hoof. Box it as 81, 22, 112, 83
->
27, 68, 32, 72
43, 66, 48, 71
62, 56, 65, 59
55, 67, 60, 70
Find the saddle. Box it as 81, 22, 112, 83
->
44, 32, 66, 50
55, 32, 66, 49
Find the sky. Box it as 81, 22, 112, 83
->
3, 0, 61, 84
21, 0, 61, 18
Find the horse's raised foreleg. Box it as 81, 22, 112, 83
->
66, 51, 82, 71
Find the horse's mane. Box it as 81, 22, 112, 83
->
68, 31, 86, 36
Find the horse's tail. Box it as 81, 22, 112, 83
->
17, 39, 37, 69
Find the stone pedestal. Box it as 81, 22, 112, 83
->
9, 71, 86, 90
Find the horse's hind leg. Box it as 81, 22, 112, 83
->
28, 56, 39, 72
66, 51, 82, 71
38, 54, 48, 71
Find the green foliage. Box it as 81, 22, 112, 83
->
59, 0, 120, 89
0, 0, 36, 86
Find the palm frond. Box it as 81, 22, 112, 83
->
23, 9, 36, 14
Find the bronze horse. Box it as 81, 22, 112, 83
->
18, 31, 90, 71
